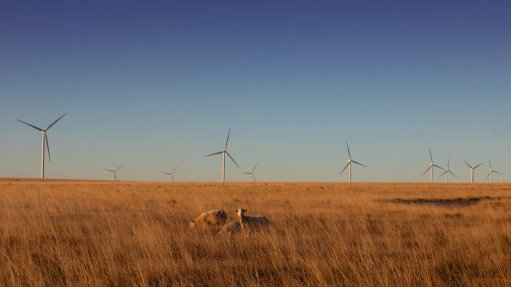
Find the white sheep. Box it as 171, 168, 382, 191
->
189, 209, 227, 229
236, 208, 270, 232
218, 221, 242, 236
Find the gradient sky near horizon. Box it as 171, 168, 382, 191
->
1, 0, 510, 182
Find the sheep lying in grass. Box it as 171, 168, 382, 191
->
189, 209, 227, 229
236, 208, 270, 232
218, 221, 242, 236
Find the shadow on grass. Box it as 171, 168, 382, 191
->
385, 196, 500, 207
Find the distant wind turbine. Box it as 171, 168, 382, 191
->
17, 113, 67, 179
105, 164, 123, 181
204, 129, 241, 183
242, 164, 258, 182
423, 148, 444, 183
487, 160, 501, 183
340, 142, 366, 182
162, 167, 178, 183
439, 158, 457, 183
464, 161, 483, 183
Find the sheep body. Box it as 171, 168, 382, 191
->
189, 209, 227, 229
236, 208, 270, 232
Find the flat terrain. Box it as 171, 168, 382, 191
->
1, 179, 511, 286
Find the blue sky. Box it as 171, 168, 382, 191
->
1, 1, 510, 182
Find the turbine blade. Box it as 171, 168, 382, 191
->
171, 167, 178, 174
224, 128, 231, 150
242, 172, 252, 174
495, 171, 502, 175
489, 160, 493, 169
486, 171, 491, 179
449, 171, 457, 178
105, 169, 114, 172
114, 163, 124, 172
46, 113, 67, 130
346, 141, 352, 160
252, 164, 258, 173
423, 166, 432, 176
439, 170, 448, 176
226, 151, 241, 169
204, 151, 223, 157
464, 161, 473, 169
252, 174, 257, 182
45, 134, 51, 161
161, 172, 171, 175
352, 160, 366, 168
17, 119, 43, 131
433, 164, 445, 171
474, 162, 484, 169
340, 163, 350, 175
429, 148, 433, 162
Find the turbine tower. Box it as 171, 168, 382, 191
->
487, 160, 501, 183
439, 158, 457, 183
423, 148, 444, 183
340, 142, 366, 182
17, 113, 67, 179
105, 164, 123, 181
161, 167, 178, 183
204, 129, 241, 183
464, 161, 483, 183
242, 164, 258, 182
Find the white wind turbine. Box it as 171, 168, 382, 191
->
242, 164, 258, 182
17, 113, 67, 179
439, 158, 457, 183
340, 142, 366, 182
161, 167, 178, 183
105, 164, 123, 181
464, 161, 483, 183
487, 160, 501, 183
204, 129, 241, 183
423, 148, 444, 183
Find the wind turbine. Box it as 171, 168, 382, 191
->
204, 129, 241, 183
464, 161, 483, 183
487, 160, 501, 183
423, 148, 444, 183
242, 164, 258, 182
340, 142, 366, 182
105, 164, 123, 181
439, 158, 457, 183
161, 167, 178, 183
17, 113, 67, 179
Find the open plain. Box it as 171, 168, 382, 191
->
0, 179, 511, 286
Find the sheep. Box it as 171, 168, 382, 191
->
189, 209, 227, 230
218, 221, 242, 236
236, 208, 270, 232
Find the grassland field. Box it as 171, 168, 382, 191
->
1, 179, 511, 286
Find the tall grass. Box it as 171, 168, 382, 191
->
0, 180, 510, 286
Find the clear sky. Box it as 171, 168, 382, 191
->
1, 0, 510, 182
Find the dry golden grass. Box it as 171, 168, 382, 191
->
1, 179, 511, 286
